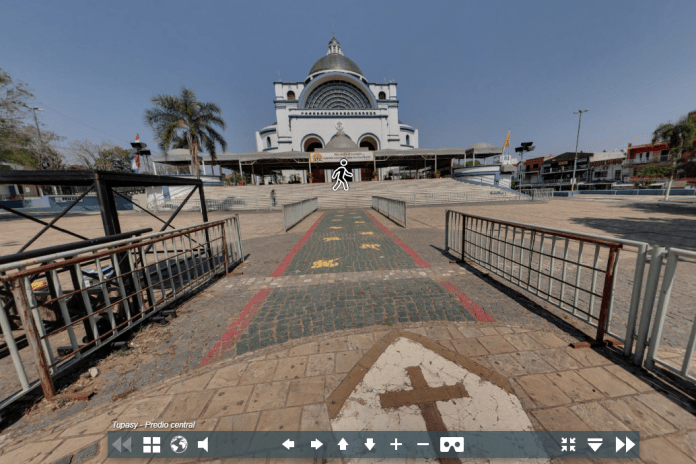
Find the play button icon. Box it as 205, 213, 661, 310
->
616, 437, 635, 453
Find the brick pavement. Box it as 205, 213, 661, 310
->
1, 323, 694, 464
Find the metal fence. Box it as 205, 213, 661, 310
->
520, 189, 554, 201
445, 211, 653, 343
0, 218, 243, 410
643, 248, 696, 382
372, 196, 407, 227
283, 198, 318, 232
151, 197, 263, 212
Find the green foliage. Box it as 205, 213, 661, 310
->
144, 87, 227, 178
638, 165, 673, 178
652, 112, 696, 163
464, 160, 482, 166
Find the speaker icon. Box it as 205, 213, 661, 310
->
198, 437, 208, 452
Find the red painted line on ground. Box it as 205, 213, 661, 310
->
200, 213, 325, 367
199, 288, 272, 366
365, 210, 431, 268
439, 280, 496, 322
269, 212, 326, 277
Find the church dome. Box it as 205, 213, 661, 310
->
325, 127, 359, 150
309, 37, 364, 78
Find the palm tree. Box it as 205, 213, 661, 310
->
144, 87, 227, 178
652, 111, 696, 200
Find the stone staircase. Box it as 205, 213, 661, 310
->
150, 179, 525, 211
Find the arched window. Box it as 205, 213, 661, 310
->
287, 91, 295, 100
266, 137, 271, 148
406, 135, 410, 146
378, 91, 386, 100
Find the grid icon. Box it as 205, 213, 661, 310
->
143, 436, 161, 453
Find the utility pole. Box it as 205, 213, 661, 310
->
571, 109, 589, 193
23, 105, 48, 195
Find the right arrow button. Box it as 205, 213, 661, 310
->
616, 437, 624, 452
625, 437, 635, 452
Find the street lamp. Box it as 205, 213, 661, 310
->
571, 109, 589, 193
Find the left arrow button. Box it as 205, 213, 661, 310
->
112, 437, 121, 452
283, 439, 295, 450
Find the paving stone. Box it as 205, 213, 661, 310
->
160, 390, 215, 422
532, 407, 592, 431
576, 367, 638, 397
667, 431, 696, 458
546, 371, 604, 402
477, 335, 517, 354
307, 353, 336, 376
256, 407, 302, 432
516, 374, 572, 407
486, 354, 528, 377
74, 442, 98, 463
215, 412, 260, 432
286, 377, 325, 407
563, 346, 611, 367
637, 392, 696, 430
535, 348, 583, 371
247, 381, 291, 412
300, 403, 332, 431
603, 397, 677, 437
640, 436, 695, 464
273, 357, 307, 381
450, 338, 490, 357
511, 351, 555, 374
335, 351, 363, 373
238, 359, 278, 385
569, 402, 630, 432
207, 363, 248, 389
201, 385, 254, 419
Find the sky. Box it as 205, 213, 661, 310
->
2, 0, 696, 161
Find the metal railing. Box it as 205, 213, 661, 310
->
444, 211, 656, 344
519, 189, 554, 201
150, 197, 262, 212
372, 196, 407, 227
642, 248, 696, 382
0, 218, 243, 410
283, 198, 318, 232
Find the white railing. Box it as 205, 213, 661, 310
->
642, 248, 696, 383
519, 189, 554, 201
0, 218, 243, 410
372, 196, 407, 227
283, 198, 318, 232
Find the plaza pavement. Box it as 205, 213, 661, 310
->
0, 199, 695, 463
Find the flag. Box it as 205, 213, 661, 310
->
502, 130, 510, 150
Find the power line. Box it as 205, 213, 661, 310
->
40, 104, 124, 141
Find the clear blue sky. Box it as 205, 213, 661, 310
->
2, 0, 695, 160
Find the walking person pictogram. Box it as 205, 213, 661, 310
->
332, 159, 353, 191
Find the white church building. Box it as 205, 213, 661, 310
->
255, 37, 419, 154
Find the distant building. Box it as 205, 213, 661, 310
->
587, 150, 627, 189
540, 152, 591, 190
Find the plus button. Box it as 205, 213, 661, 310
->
391, 439, 402, 450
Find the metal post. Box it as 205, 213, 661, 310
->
623, 243, 648, 357
596, 246, 619, 342
571, 109, 588, 193
11, 279, 56, 399
95, 175, 121, 235
633, 247, 665, 365
645, 250, 678, 369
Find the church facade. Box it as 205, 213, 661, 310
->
255, 37, 419, 153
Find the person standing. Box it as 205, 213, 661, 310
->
270, 189, 276, 207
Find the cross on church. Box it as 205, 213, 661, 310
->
336, 121, 343, 131
380, 366, 468, 464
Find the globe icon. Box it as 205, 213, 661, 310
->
170, 436, 188, 453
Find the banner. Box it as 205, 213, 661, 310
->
310, 151, 374, 163
502, 130, 510, 149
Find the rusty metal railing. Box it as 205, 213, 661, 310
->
445, 211, 632, 343
0, 218, 243, 410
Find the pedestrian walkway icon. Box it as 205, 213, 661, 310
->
332, 159, 353, 191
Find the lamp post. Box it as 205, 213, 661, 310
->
571, 109, 589, 193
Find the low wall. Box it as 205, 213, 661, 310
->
553, 189, 696, 197
1, 195, 133, 212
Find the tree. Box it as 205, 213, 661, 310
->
652, 111, 696, 200
144, 87, 227, 178
1, 68, 66, 170
69, 140, 133, 172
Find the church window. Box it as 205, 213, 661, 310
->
378, 91, 386, 100
305, 80, 371, 109
266, 137, 271, 148
287, 91, 295, 100
406, 135, 410, 146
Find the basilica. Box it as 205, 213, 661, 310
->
254, 37, 419, 153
